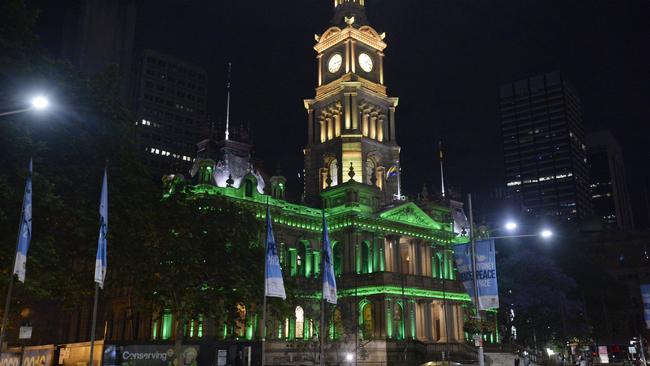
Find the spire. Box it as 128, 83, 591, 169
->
439, 140, 446, 198
332, 0, 368, 28
225, 62, 232, 141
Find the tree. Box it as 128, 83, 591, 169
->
131, 184, 265, 353
0, 0, 160, 340
498, 248, 586, 348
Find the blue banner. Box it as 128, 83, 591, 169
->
322, 212, 337, 304
453, 239, 499, 310
265, 206, 286, 299
94, 169, 108, 288
641, 285, 650, 329
13, 159, 32, 283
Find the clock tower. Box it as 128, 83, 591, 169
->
304, 0, 400, 205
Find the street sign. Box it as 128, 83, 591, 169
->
18, 326, 32, 339
217, 350, 227, 366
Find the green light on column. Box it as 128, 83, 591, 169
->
162, 311, 173, 340
386, 302, 393, 338
198, 315, 203, 338
246, 318, 254, 340
313, 251, 321, 276
289, 248, 297, 277
304, 243, 312, 278
152, 320, 158, 340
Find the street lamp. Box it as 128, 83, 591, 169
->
540, 229, 553, 239
0, 95, 50, 117
505, 221, 518, 232
31, 96, 49, 110
466, 196, 555, 366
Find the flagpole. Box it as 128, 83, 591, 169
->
88, 283, 100, 366
396, 160, 402, 200
0, 267, 16, 351
89, 168, 108, 366
0, 214, 22, 350
319, 210, 325, 366
261, 200, 269, 366
0, 161, 32, 350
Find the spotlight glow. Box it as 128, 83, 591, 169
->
540, 229, 553, 238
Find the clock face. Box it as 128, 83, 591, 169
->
358, 53, 373, 72
328, 54, 343, 74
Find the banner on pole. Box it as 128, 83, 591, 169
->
13, 159, 33, 283
322, 212, 337, 304
265, 206, 286, 299
641, 284, 650, 329
94, 169, 108, 288
453, 239, 499, 310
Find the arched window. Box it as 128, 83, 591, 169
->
360, 301, 373, 340
244, 179, 254, 197
329, 159, 339, 187
330, 307, 343, 340
332, 242, 342, 276
295, 306, 305, 339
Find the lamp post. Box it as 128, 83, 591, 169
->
466, 194, 553, 366
0, 96, 50, 117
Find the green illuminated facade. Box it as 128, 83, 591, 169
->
157, 1, 499, 364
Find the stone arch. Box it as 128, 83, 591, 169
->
359, 299, 374, 340
241, 174, 258, 197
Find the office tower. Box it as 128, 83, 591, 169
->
132, 49, 208, 178
61, 0, 136, 102
586, 131, 634, 229
500, 72, 592, 222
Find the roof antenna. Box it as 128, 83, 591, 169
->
439, 140, 446, 198
225, 62, 232, 141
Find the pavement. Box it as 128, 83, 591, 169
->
484, 353, 540, 366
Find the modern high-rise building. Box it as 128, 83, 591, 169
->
132, 49, 209, 178
586, 131, 634, 230
61, 0, 136, 102
500, 72, 592, 222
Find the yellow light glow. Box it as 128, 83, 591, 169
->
342, 142, 362, 183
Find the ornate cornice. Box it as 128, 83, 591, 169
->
314, 73, 388, 101
315, 25, 387, 54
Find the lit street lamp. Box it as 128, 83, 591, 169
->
466, 195, 554, 366
0, 95, 50, 117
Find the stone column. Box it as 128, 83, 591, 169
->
389, 106, 396, 142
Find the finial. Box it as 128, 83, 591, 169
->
344, 16, 355, 26
226, 174, 234, 187
225, 62, 232, 141
348, 162, 356, 180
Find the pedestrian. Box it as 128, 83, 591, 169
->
524, 354, 531, 366
514, 355, 521, 366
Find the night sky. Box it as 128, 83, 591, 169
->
31, 0, 650, 225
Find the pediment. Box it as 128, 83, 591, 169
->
379, 202, 441, 230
